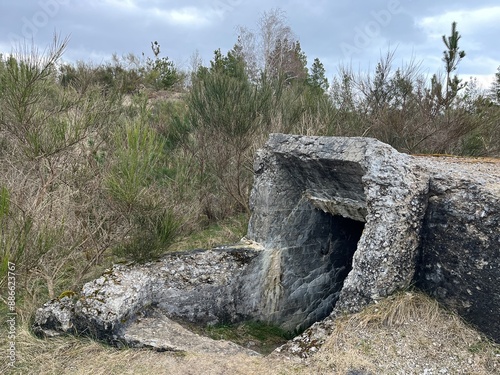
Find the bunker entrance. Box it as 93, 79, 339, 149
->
288, 209, 366, 333
328, 214, 365, 293
255, 155, 370, 333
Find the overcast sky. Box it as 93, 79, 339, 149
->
1, 0, 499, 89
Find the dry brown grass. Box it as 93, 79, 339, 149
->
4, 326, 302, 375
4, 291, 498, 375
310, 292, 500, 374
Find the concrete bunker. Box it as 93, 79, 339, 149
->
239, 152, 369, 332
285, 156, 368, 330
32, 135, 434, 351
241, 134, 429, 331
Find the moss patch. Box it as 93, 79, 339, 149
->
189, 321, 295, 355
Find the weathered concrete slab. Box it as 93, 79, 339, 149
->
122, 308, 259, 355
33, 135, 500, 355
240, 134, 429, 331
33, 247, 260, 346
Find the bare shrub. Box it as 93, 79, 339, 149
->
327, 50, 500, 156
0, 37, 138, 306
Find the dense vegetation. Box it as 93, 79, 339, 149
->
0, 11, 499, 334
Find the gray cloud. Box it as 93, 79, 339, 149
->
0, 0, 498, 86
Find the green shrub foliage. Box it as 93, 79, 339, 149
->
0, 20, 499, 313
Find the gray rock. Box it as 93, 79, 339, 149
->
241, 134, 429, 331
121, 307, 259, 355
32, 296, 76, 337
415, 157, 500, 342
345, 370, 373, 375
33, 135, 500, 356
33, 247, 259, 349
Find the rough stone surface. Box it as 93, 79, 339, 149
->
33, 135, 500, 357
121, 307, 259, 355
241, 134, 429, 331
33, 246, 260, 350
276, 152, 500, 357
414, 156, 500, 343
32, 296, 75, 337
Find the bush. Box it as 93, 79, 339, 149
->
326, 52, 500, 156
0, 37, 123, 304
105, 117, 181, 262
106, 118, 164, 206
113, 209, 180, 262
147, 56, 183, 90
186, 63, 273, 218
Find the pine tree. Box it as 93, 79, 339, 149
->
292, 41, 308, 81
309, 57, 329, 93
208, 47, 246, 80
426, 22, 467, 111
489, 65, 500, 104
267, 38, 308, 84
442, 21, 466, 105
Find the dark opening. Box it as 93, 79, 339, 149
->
329, 215, 365, 292
291, 211, 366, 334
